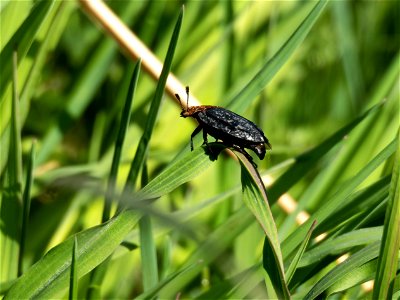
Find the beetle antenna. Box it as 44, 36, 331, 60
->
185, 86, 190, 109
175, 93, 184, 111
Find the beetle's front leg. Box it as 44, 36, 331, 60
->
190, 125, 202, 151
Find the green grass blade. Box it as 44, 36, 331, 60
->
373, 141, 400, 299
121, 7, 183, 194
234, 151, 289, 299
139, 161, 159, 291
68, 236, 78, 300
139, 214, 159, 290
18, 140, 35, 276
226, 0, 328, 113
131, 144, 225, 203
4, 210, 140, 299
102, 60, 141, 221
1, 51, 23, 281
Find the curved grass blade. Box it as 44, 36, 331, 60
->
373, 142, 400, 299
234, 150, 289, 299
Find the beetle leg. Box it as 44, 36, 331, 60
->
202, 130, 208, 146
190, 125, 202, 151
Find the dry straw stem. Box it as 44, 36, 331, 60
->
79, 0, 198, 108
78, 0, 303, 223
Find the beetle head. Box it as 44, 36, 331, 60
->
251, 143, 266, 160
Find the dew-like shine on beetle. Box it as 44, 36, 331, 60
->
175, 87, 271, 162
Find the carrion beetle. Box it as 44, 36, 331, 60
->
175, 87, 271, 161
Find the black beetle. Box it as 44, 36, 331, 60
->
175, 87, 271, 161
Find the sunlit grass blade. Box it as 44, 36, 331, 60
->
121, 7, 183, 195
68, 236, 78, 300
102, 60, 141, 221
18, 140, 35, 276
373, 142, 399, 299
285, 220, 316, 284
234, 150, 289, 299
226, 0, 328, 113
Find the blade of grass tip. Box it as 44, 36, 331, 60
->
18, 140, 35, 276
226, 0, 328, 113
233, 150, 289, 299
102, 60, 141, 222
285, 220, 316, 284
139, 161, 159, 290
373, 140, 400, 299
119, 7, 183, 201
69, 236, 78, 300
2, 50, 23, 281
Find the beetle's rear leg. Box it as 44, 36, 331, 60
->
190, 125, 202, 151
